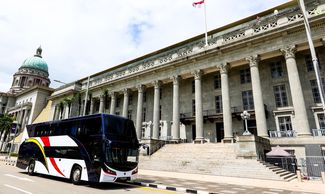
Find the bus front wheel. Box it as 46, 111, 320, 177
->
71, 166, 82, 185
28, 160, 35, 176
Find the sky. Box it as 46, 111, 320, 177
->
0, 0, 290, 91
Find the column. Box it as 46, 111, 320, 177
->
219, 64, 234, 142
281, 45, 311, 136
136, 85, 145, 140
171, 75, 180, 141
246, 55, 268, 137
193, 70, 204, 142
89, 98, 95, 115
153, 80, 161, 139
110, 92, 116, 114
122, 89, 129, 117
99, 94, 105, 113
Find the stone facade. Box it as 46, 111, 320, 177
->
49, 1, 325, 155
0, 47, 53, 153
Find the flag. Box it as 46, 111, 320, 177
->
192, 0, 204, 8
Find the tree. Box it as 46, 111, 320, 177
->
0, 114, 14, 151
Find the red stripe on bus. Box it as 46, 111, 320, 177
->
49, 157, 65, 177
40, 136, 50, 147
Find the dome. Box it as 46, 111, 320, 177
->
20, 46, 48, 73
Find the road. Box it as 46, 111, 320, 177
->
0, 164, 177, 194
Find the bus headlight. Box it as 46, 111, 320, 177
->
132, 167, 138, 175
103, 164, 116, 176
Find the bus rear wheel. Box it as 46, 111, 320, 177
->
71, 166, 82, 185
28, 160, 35, 176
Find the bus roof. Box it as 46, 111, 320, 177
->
28, 113, 127, 127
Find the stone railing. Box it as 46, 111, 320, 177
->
81, 3, 325, 90
312, 128, 325, 136
269, 130, 297, 138
7, 102, 32, 112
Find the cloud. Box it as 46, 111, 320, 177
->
0, 0, 289, 91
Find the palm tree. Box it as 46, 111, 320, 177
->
0, 114, 14, 151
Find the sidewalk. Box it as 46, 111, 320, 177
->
135, 169, 325, 194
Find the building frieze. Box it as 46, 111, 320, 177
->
80, 2, 324, 91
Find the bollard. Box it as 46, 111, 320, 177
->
296, 170, 302, 182
321, 172, 325, 184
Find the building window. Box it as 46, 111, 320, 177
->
305, 54, 321, 72
127, 110, 132, 120
215, 96, 222, 113
159, 105, 162, 120
160, 88, 162, 100
240, 68, 251, 84
317, 114, 325, 129
128, 94, 133, 105
192, 80, 195, 93
143, 92, 147, 103
116, 97, 120, 108
142, 107, 146, 122
270, 61, 284, 78
273, 85, 288, 107
214, 74, 221, 89
192, 99, 195, 116
242, 90, 254, 110
115, 111, 120, 116
310, 79, 325, 103
141, 128, 145, 138
278, 116, 292, 131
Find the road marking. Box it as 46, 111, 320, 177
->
4, 174, 35, 182
4, 184, 33, 194
139, 187, 178, 194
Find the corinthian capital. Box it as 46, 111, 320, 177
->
109, 91, 116, 98
245, 55, 260, 68
153, 80, 162, 89
137, 85, 145, 93
171, 75, 180, 85
281, 45, 296, 59
192, 70, 202, 80
123, 88, 129, 96
218, 63, 230, 74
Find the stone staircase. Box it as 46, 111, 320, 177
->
139, 143, 297, 181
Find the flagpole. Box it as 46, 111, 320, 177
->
298, 0, 325, 116
203, 0, 208, 46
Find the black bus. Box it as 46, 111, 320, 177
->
16, 114, 140, 184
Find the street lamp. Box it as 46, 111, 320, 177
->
53, 79, 67, 85
241, 110, 251, 136
298, 0, 325, 116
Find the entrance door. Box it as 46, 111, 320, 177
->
191, 125, 196, 140
215, 123, 224, 142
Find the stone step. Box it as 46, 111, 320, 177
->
140, 143, 294, 181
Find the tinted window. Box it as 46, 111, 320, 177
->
44, 147, 82, 159
104, 115, 137, 140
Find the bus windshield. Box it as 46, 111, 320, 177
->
103, 115, 139, 171
104, 115, 138, 142
105, 146, 138, 171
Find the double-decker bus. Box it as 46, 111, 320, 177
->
16, 114, 140, 184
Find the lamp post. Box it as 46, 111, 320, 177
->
241, 110, 251, 136
53, 79, 67, 85
298, 0, 325, 116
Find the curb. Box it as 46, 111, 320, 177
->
0, 158, 16, 166
131, 181, 217, 194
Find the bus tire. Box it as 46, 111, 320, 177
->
71, 165, 82, 185
28, 160, 35, 176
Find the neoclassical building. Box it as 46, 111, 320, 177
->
0, 47, 53, 152
49, 1, 325, 157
